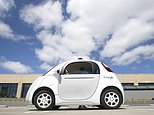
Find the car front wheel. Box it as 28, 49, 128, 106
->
34, 90, 55, 110
100, 88, 122, 109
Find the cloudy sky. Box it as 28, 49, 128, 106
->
0, 0, 154, 74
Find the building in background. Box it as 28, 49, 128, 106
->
0, 74, 154, 98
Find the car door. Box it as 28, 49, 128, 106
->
58, 61, 100, 100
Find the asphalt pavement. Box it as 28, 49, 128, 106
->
0, 105, 154, 115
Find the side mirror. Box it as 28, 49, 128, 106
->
57, 70, 60, 74
52, 70, 60, 75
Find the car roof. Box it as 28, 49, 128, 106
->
66, 57, 100, 64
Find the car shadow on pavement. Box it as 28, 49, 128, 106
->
28, 107, 125, 111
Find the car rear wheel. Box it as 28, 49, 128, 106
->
34, 90, 55, 110
100, 88, 122, 109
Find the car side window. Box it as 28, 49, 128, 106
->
63, 62, 92, 74
63, 61, 100, 74
92, 62, 100, 74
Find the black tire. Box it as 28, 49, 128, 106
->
97, 105, 104, 109
52, 106, 61, 110
100, 88, 123, 109
34, 90, 55, 110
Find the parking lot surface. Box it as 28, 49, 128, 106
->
0, 105, 154, 115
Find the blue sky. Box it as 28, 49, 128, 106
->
0, 0, 154, 74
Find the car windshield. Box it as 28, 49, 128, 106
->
43, 62, 66, 76
43, 67, 55, 76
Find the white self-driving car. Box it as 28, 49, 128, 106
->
26, 58, 124, 110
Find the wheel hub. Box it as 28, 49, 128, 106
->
104, 91, 119, 107
37, 93, 52, 108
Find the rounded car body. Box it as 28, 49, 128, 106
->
26, 58, 125, 110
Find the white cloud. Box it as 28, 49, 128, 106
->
68, 0, 154, 65
20, 0, 62, 29
62, 19, 95, 53
0, 21, 29, 41
39, 63, 52, 71
0, 0, 29, 41
0, 0, 15, 39
20, 1, 96, 69
35, 19, 96, 64
0, 21, 14, 38
0, 0, 15, 18
67, 0, 146, 43
102, 19, 154, 57
112, 45, 154, 65
0, 59, 33, 73
35, 30, 73, 63
20, 0, 154, 68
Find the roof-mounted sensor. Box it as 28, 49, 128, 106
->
78, 58, 83, 60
